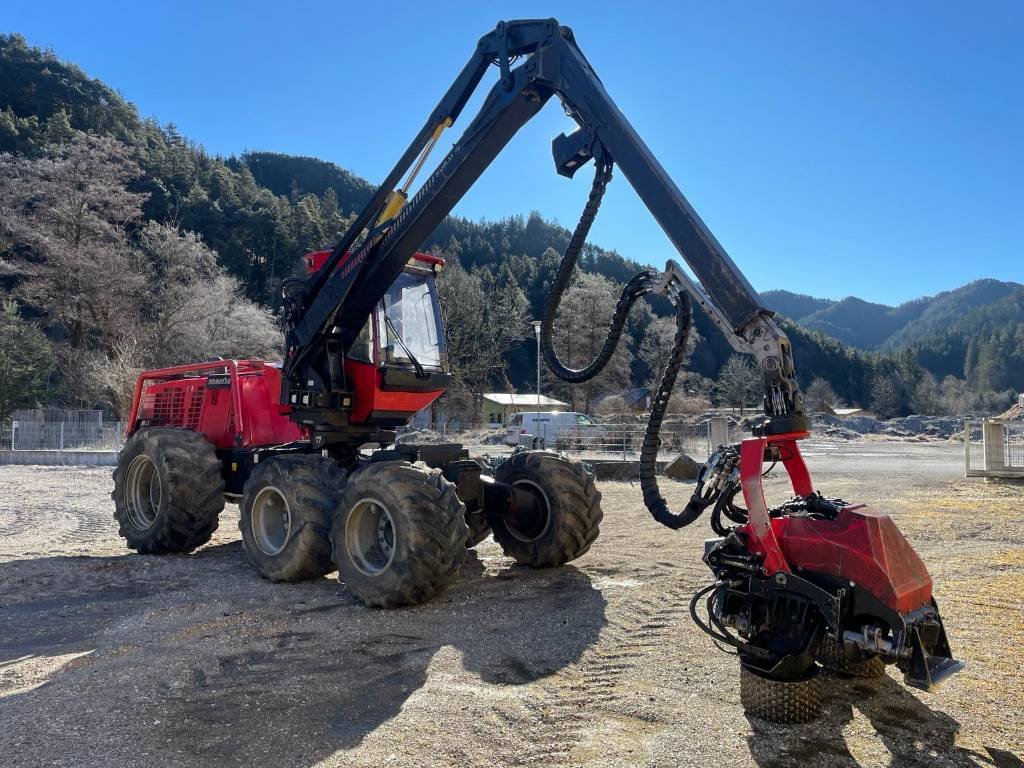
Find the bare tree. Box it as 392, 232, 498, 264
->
639, 314, 700, 384
594, 394, 628, 415
0, 133, 148, 350
804, 376, 839, 413
544, 272, 634, 412
715, 355, 761, 415
136, 222, 280, 364
0, 134, 281, 416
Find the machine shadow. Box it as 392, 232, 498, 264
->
0, 542, 245, 664
0, 545, 607, 764
745, 672, 1012, 768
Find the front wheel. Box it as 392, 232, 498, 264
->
111, 428, 224, 554
491, 451, 603, 568
331, 461, 468, 608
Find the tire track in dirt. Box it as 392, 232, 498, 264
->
0, 508, 27, 539
509, 569, 705, 766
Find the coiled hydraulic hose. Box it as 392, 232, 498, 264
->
540, 158, 718, 531
540, 160, 656, 383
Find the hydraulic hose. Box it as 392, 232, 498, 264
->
538, 158, 711, 531
540, 160, 656, 384
639, 292, 716, 530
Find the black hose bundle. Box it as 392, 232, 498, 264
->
540, 160, 655, 383
638, 293, 716, 529
539, 157, 716, 532
710, 482, 747, 536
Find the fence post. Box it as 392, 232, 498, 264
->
963, 418, 970, 474
982, 419, 1006, 472
10, 421, 15, 451
59, 421, 64, 451
708, 417, 730, 455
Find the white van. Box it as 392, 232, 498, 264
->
503, 411, 604, 448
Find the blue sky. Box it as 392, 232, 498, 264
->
6, 1, 1022, 304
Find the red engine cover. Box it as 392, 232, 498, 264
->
128, 360, 303, 449
777, 506, 933, 616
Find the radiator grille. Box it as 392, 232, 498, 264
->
151, 389, 184, 426
186, 386, 205, 430
225, 402, 236, 436
150, 385, 205, 428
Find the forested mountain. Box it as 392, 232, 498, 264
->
0, 32, 1018, 420
762, 280, 1024, 399
758, 290, 833, 324
763, 280, 1022, 352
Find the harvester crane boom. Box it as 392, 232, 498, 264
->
282, 18, 806, 437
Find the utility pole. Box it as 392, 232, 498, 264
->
533, 321, 542, 408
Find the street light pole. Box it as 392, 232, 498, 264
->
532, 320, 542, 408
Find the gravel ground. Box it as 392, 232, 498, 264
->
0, 443, 1022, 768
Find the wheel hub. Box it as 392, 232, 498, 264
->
346, 498, 397, 576
252, 486, 291, 556
504, 480, 551, 542
125, 454, 161, 530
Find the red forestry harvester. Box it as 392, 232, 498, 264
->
113, 19, 961, 722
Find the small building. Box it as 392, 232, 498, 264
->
481, 393, 569, 426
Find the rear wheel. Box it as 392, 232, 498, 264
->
739, 664, 822, 724
331, 461, 468, 608
491, 451, 602, 567
112, 428, 224, 554
239, 454, 345, 582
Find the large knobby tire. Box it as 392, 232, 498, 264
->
740, 664, 822, 724
112, 428, 225, 554
491, 451, 602, 568
331, 461, 468, 608
817, 640, 887, 679
239, 454, 345, 582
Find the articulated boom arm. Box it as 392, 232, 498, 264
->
284, 18, 806, 434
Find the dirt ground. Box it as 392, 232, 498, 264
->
1, 442, 1022, 768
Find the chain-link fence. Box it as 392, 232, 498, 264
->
0, 409, 123, 452
530, 421, 712, 461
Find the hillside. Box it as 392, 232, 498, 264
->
0, 32, 1018, 417
764, 280, 1023, 351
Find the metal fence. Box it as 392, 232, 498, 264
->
397, 417, 729, 462
965, 418, 1024, 479
531, 421, 713, 461
0, 409, 123, 452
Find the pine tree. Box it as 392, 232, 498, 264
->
0, 299, 55, 420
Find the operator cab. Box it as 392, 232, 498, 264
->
302, 249, 449, 426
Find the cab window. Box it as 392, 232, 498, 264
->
348, 317, 373, 363
575, 414, 595, 425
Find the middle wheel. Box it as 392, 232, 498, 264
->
239, 454, 345, 582
331, 461, 468, 608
